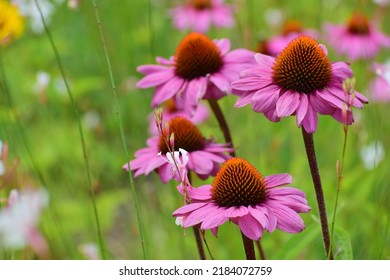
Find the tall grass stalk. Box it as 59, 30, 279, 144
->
33, 0, 106, 259
90, 0, 147, 259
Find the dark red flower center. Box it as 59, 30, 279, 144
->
347, 12, 370, 35
272, 36, 332, 94
158, 116, 205, 154
174, 32, 223, 80
282, 19, 303, 35
190, 0, 212, 10
211, 158, 267, 207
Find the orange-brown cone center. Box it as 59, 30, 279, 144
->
211, 158, 267, 207
158, 116, 205, 154
272, 36, 332, 94
190, 0, 212, 10
347, 12, 370, 35
174, 32, 223, 80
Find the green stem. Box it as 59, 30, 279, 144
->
329, 124, 349, 259
33, 0, 106, 259
90, 0, 146, 259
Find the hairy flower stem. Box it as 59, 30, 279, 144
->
193, 226, 206, 260
208, 99, 236, 157
187, 171, 206, 260
241, 233, 256, 260
301, 128, 333, 260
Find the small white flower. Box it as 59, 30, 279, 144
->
0, 188, 49, 249
158, 148, 189, 176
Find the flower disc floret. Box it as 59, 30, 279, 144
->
211, 158, 266, 207
158, 116, 205, 154
175, 33, 223, 80
272, 36, 332, 94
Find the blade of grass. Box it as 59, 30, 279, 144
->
33, 0, 106, 259
90, 0, 146, 259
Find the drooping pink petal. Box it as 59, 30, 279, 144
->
276, 91, 301, 117
236, 214, 264, 241
224, 206, 249, 218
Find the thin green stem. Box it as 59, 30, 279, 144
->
192, 226, 206, 260
33, 0, 106, 259
301, 128, 333, 260
255, 240, 266, 260
90, 0, 146, 259
147, 0, 155, 60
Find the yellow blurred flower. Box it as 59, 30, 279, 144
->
0, 1, 24, 45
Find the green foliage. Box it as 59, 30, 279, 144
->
0, 0, 389, 260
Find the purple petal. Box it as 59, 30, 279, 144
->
251, 85, 280, 112
254, 53, 275, 68
187, 152, 213, 175
152, 78, 184, 107
248, 205, 269, 230
231, 76, 269, 91
137, 65, 170, 75
237, 214, 264, 241
234, 93, 254, 108
302, 103, 318, 134
224, 206, 249, 218
265, 173, 292, 188
183, 203, 219, 227
265, 201, 305, 233
200, 206, 229, 230
276, 91, 301, 117
296, 93, 308, 126
188, 185, 213, 200
210, 73, 231, 93
172, 202, 209, 216
137, 70, 175, 88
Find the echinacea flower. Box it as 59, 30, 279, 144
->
170, 0, 234, 33
266, 19, 318, 57
173, 157, 310, 241
0, 188, 49, 257
136, 32, 254, 115
231, 36, 368, 134
369, 61, 390, 102
0, 0, 24, 45
148, 98, 209, 135
123, 116, 233, 183
324, 12, 390, 61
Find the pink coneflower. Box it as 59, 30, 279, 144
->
170, 0, 234, 33
136, 32, 254, 115
369, 61, 390, 102
148, 98, 209, 135
173, 157, 310, 241
267, 19, 318, 57
124, 116, 232, 183
231, 36, 368, 134
324, 12, 390, 61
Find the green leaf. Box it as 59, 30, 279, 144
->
333, 227, 353, 260
274, 224, 321, 259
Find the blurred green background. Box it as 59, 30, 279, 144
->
0, 0, 389, 259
